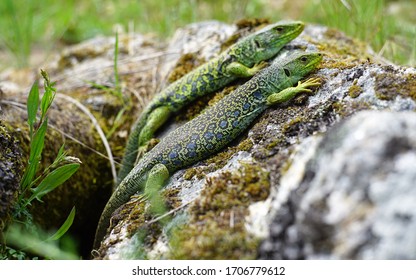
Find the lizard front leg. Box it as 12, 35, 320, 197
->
266, 77, 321, 105
225, 61, 269, 78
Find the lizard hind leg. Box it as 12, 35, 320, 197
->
136, 106, 171, 164
225, 61, 269, 78
144, 163, 170, 224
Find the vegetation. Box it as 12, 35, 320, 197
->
0, 0, 414, 69
0, 70, 80, 259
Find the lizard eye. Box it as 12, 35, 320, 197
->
300, 56, 308, 62
254, 39, 261, 48
276, 27, 284, 32
284, 68, 291, 77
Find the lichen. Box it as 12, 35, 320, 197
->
183, 167, 205, 180
348, 79, 362, 98
0, 122, 23, 232
374, 72, 416, 101
169, 161, 270, 259
308, 28, 371, 70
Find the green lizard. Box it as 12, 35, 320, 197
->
116, 21, 305, 184
94, 52, 323, 249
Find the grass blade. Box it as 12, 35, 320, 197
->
20, 118, 48, 190
40, 69, 56, 119
27, 80, 39, 139
47, 207, 76, 241
28, 163, 80, 203
114, 31, 120, 93
6, 224, 78, 260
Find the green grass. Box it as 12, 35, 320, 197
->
0, 70, 80, 259
303, 0, 415, 66
0, 0, 414, 68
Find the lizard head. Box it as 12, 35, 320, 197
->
279, 52, 323, 82
232, 21, 305, 66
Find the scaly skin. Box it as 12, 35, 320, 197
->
94, 52, 323, 250
116, 21, 305, 185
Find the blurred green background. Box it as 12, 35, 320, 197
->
0, 0, 415, 70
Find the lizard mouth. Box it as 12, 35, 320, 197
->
306, 53, 324, 69
281, 22, 304, 41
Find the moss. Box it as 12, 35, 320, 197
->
0, 122, 24, 231
207, 85, 238, 107
220, 33, 242, 52
2, 95, 114, 258
266, 137, 285, 150
348, 79, 363, 98
374, 72, 416, 101
167, 53, 206, 83
307, 28, 371, 70
235, 18, 271, 30
181, 138, 254, 182
205, 138, 253, 169
105, 194, 163, 247
162, 187, 181, 210
220, 18, 271, 51
281, 115, 307, 135
169, 161, 269, 259
331, 101, 347, 115
183, 167, 205, 180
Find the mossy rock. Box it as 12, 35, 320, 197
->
93, 21, 416, 260
0, 32, 164, 257
0, 122, 23, 232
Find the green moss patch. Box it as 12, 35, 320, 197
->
167, 53, 206, 83
0, 122, 23, 230
183, 138, 254, 181
169, 161, 269, 259
348, 79, 363, 98
308, 28, 371, 70
374, 71, 416, 101
220, 18, 271, 51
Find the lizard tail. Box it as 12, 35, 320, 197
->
116, 108, 151, 186
94, 159, 150, 250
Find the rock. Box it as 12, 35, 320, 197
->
0, 122, 23, 230
258, 111, 416, 259
94, 21, 416, 259
0, 30, 164, 258
0, 20, 235, 259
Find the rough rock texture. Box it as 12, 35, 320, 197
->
0, 29, 167, 257
0, 121, 23, 230
1, 20, 415, 259
90, 22, 415, 260
258, 111, 416, 259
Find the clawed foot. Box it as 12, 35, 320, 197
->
294, 77, 321, 94
135, 138, 160, 165
266, 77, 322, 105
134, 146, 147, 165
252, 61, 269, 72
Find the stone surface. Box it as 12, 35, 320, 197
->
96, 22, 416, 259
258, 111, 416, 259
0, 122, 23, 229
